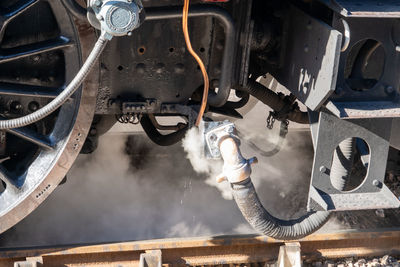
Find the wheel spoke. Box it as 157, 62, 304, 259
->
0, 0, 39, 42
3, 0, 39, 21
0, 165, 20, 189
0, 36, 72, 64
0, 82, 61, 98
7, 127, 55, 150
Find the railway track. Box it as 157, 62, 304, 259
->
1, 228, 400, 267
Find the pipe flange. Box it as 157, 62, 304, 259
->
203, 121, 239, 159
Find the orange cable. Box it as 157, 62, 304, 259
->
182, 0, 209, 127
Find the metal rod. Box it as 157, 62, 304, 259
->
146, 5, 236, 107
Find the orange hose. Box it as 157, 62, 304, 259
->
182, 0, 209, 127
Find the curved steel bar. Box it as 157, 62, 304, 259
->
146, 5, 236, 107
61, 0, 87, 21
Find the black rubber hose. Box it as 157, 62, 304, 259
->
222, 93, 250, 109
228, 133, 355, 240
140, 114, 188, 146
239, 80, 308, 124
61, 0, 87, 21
231, 179, 331, 240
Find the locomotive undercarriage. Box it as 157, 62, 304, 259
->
0, 0, 400, 238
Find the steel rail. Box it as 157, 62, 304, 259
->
1, 228, 400, 266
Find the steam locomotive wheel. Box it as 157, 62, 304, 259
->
0, 1, 97, 233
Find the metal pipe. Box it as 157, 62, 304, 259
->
223, 92, 250, 109
218, 132, 352, 239
148, 114, 186, 131
340, 19, 350, 52
140, 114, 188, 146
146, 5, 236, 107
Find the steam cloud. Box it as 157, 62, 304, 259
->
0, 102, 336, 248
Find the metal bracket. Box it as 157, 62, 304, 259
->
139, 250, 162, 267
14, 257, 43, 267
202, 120, 237, 159
277, 242, 302, 267
307, 110, 400, 211
122, 99, 160, 114
274, 5, 342, 110
109, 99, 198, 127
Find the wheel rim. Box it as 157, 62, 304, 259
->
0, 0, 97, 233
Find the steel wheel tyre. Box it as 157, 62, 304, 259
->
0, 1, 98, 233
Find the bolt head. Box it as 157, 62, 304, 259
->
385, 86, 395, 94
28, 101, 39, 112
319, 166, 327, 173
372, 179, 380, 187
10, 101, 22, 111
90, 128, 98, 136
210, 134, 217, 142
226, 125, 235, 133
94, 0, 102, 7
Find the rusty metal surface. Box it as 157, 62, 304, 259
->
1, 229, 400, 266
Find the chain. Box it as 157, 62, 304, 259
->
267, 110, 290, 131
116, 113, 142, 124
266, 112, 275, 129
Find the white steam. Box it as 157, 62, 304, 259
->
0, 101, 346, 247
182, 127, 232, 200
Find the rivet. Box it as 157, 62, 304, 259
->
319, 166, 327, 173
136, 63, 145, 74
385, 86, 395, 94
155, 63, 165, 74
174, 63, 185, 74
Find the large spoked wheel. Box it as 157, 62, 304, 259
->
0, 1, 97, 233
